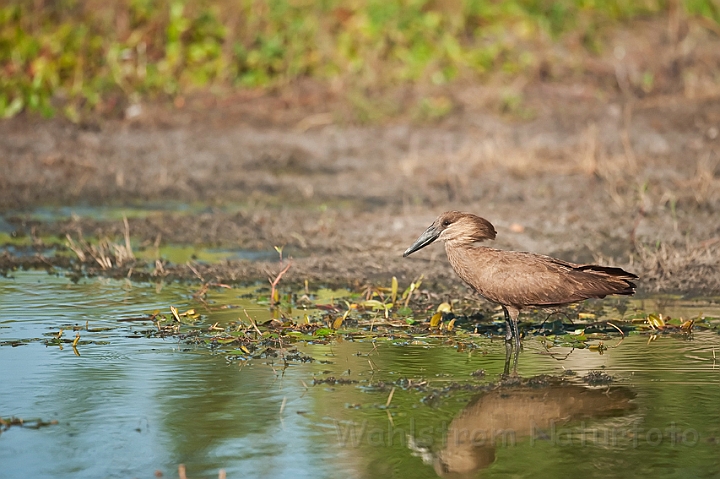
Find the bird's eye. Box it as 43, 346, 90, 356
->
442, 220, 451, 227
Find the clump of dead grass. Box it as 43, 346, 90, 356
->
65, 216, 135, 270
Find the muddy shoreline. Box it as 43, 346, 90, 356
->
2, 84, 719, 295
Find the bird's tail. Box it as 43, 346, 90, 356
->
576, 264, 638, 296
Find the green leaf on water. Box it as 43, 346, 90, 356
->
648, 313, 665, 329
397, 306, 412, 316
314, 328, 334, 337
362, 300, 385, 310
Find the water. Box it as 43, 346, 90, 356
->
2, 271, 720, 478
8, 202, 243, 222
0, 202, 284, 261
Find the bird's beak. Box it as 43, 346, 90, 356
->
403, 224, 441, 257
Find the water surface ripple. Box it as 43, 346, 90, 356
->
1, 271, 720, 478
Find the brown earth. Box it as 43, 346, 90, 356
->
1, 19, 719, 295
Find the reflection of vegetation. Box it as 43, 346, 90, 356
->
0, 416, 58, 434
153, 354, 284, 476
1, 0, 719, 119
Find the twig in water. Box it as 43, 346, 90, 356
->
602, 320, 627, 348
385, 387, 396, 408
122, 215, 134, 260
404, 276, 423, 308
540, 340, 575, 361
269, 261, 292, 306
153, 259, 165, 276
243, 309, 263, 336
606, 321, 625, 337
187, 261, 204, 282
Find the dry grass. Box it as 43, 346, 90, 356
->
65, 216, 135, 270
631, 238, 720, 293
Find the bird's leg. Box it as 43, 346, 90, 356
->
502, 306, 513, 342
502, 341, 520, 378
505, 306, 521, 349
503, 341, 512, 377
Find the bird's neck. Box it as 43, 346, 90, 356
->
444, 241, 489, 290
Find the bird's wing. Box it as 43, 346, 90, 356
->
472, 251, 634, 307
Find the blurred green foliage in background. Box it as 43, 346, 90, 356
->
1, 0, 718, 119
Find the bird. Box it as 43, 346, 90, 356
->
403, 211, 638, 346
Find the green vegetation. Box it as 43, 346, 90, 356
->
1, 0, 719, 119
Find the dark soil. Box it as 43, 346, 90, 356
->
2, 20, 719, 295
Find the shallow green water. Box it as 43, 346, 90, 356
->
1, 271, 720, 479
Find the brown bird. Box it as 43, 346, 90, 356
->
403, 211, 638, 346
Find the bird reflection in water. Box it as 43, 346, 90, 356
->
408, 353, 636, 478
